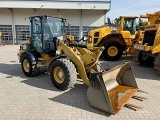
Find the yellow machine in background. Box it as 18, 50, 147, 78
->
0, 32, 5, 46
86, 16, 142, 61
140, 11, 160, 26
133, 11, 160, 61
134, 11, 160, 68
18, 15, 145, 115
134, 23, 160, 68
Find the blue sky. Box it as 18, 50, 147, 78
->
106, 0, 160, 20
71, 0, 160, 21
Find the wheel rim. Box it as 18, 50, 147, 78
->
23, 59, 30, 72
53, 67, 65, 84
142, 54, 149, 60
107, 46, 118, 57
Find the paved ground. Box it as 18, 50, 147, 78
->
0, 45, 160, 120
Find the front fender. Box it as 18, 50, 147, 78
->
47, 55, 67, 73
99, 33, 126, 48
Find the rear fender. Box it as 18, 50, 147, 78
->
20, 52, 37, 65
99, 33, 126, 50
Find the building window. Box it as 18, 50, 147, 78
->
83, 26, 97, 37
16, 25, 30, 41
0, 25, 12, 41
67, 26, 79, 40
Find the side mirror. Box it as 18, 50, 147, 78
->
81, 37, 84, 41
80, 36, 87, 41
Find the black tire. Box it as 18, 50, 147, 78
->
21, 53, 39, 77
50, 58, 77, 91
138, 51, 155, 66
102, 41, 123, 61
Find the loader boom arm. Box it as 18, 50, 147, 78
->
57, 40, 104, 85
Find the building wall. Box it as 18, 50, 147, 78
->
0, 9, 12, 24
0, 0, 110, 10
0, 8, 105, 26
13, 9, 105, 26
82, 10, 105, 26
0, 8, 107, 44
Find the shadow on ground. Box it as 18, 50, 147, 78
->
131, 62, 160, 81
1, 58, 158, 116
0, 63, 60, 91
48, 83, 111, 117
0, 63, 25, 78
0, 63, 46, 78
99, 56, 160, 81
21, 75, 60, 91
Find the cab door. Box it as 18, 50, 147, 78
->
30, 16, 43, 53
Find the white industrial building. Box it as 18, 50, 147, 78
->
0, 0, 111, 44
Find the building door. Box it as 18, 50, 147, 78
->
0, 25, 12, 44
16, 25, 30, 44
67, 26, 79, 40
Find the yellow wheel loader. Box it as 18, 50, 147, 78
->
133, 11, 160, 62
18, 15, 145, 114
134, 11, 160, 67
0, 32, 5, 46
134, 23, 160, 68
86, 16, 142, 61
140, 11, 160, 26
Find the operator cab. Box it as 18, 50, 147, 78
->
30, 15, 66, 53
117, 16, 138, 35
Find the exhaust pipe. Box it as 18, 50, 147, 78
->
87, 63, 139, 114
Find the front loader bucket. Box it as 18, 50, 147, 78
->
87, 63, 138, 114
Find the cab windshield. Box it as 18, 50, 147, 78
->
43, 17, 63, 40
123, 18, 137, 35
